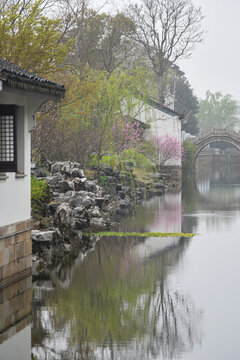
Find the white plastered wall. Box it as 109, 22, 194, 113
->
129, 99, 182, 166
0, 87, 56, 227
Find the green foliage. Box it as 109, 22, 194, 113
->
197, 91, 240, 132
31, 176, 49, 203
0, 0, 72, 75
182, 140, 197, 177
100, 154, 120, 170
88, 148, 154, 175
55, 67, 149, 171
175, 76, 199, 135
100, 175, 108, 188
121, 149, 154, 171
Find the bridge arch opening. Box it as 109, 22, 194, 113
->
192, 129, 240, 167
194, 141, 240, 166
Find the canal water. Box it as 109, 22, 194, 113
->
2, 162, 240, 359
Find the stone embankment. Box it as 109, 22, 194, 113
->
31, 161, 170, 276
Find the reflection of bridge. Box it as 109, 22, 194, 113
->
191, 128, 240, 164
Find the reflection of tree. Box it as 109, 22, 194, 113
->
192, 161, 240, 231
119, 193, 182, 234
182, 180, 198, 234
32, 235, 201, 360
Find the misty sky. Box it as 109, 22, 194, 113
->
91, 0, 240, 101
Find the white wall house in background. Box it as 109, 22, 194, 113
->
0, 58, 65, 289
129, 96, 183, 164
126, 96, 183, 184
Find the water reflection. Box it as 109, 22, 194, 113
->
0, 276, 32, 360
3, 160, 240, 359
181, 162, 240, 232
31, 191, 202, 360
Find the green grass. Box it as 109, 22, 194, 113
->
84, 232, 196, 238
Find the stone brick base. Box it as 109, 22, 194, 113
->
0, 276, 32, 340
161, 165, 182, 189
0, 220, 32, 289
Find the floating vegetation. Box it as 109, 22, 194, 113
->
84, 232, 196, 238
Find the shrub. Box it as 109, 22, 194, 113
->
31, 176, 49, 203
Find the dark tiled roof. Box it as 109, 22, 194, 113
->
147, 97, 184, 119
0, 58, 65, 97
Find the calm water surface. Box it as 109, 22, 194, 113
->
2, 163, 240, 360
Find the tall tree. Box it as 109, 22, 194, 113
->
197, 91, 240, 132
65, 10, 136, 74
175, 76, 199, 135
127, 0, 203, 103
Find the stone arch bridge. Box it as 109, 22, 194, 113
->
191, 128, 240, 164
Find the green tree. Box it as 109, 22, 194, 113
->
33, 67, 149, 170
0, 0, 71, 75
197, 91, 240, 132
175, 76, 199, 135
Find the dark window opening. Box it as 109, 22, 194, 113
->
0, 105, 17, 172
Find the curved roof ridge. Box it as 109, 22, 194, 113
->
0, 58, 65, 97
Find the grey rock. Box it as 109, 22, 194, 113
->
73, 177, 87, 191
136, 190, 145, 200
47, 201, 59, 216
119, 200, 130, 209
95, 197, 105, 209
55, 203, 72, 227
154, 183, 167, 189
88, 206, 101, 218
74, 218, 89, 229
50, 161, 85, 178
32, 259, 46, 276
59, 180, 74, 193
32, 230, 56, 242
81, 197, 93, 208
118, 191, 125, 199
116, 183, 122, 191
47, 174, 63, 187
71, 230, 83, 244
71, 168, 85, 178
90, 217, 107, 229
51, 162, 64, 174
32, 168, 47, 178
64, 244, 72, 252
100, 164, 115, 176
69, 193, 94, 209
68, 193, 83, 208
84, 180, 100, 194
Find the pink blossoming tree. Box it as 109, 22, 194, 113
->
150, 135, 183, 169
111, 117, 144, 155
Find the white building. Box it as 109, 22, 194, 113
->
127, 96, 183, 183
0, 58, 65, 289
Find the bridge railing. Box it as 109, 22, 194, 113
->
192, 128, 240, 143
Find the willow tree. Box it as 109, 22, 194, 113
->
197, 91, 240, 132
42, 67, 148, 177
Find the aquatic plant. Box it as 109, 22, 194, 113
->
84, 231, 196, 238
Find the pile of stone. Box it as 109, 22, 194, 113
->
32, 161, 112, 272
31, 161, 169, 273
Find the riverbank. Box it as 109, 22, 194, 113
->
31, 161, 175, 277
